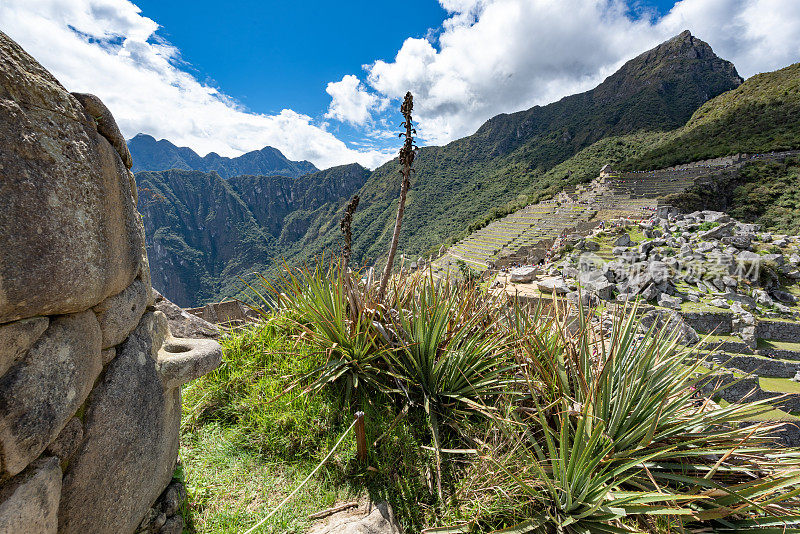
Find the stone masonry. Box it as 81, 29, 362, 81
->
0, 32, 222, 533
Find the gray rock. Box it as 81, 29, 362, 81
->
562, 265, 579, 279
0, 311, 102, 478
537, 278, 569, 295
737, 250, 761, 262
309, 501, 403, 534
70, 92, 133, 169
639, 310, 699, 345
754, 289, 774, 306
700, 222, 735, 240
0, 32, 144, 323
161, 481, 186, 517
101, 348, 116, 365
722, 235, 752, 249
161, 516, 184, 534
93, 276, 149, 349
585, 278, 614, 301
703, 211, 731, 223
157, 333, 223, 390
583, 240, 600, 251
153, 290, 220, 339
658, 293, 682, 310
696, 241, 716, 254
612, 246, 628, 256
772, 290, 796, 304
710, 298, 730, 309
59, 312, 176, 534
648, 261, 670, 284
613, 233, 632, 247
509, 266, 536, 283
566, 291, 591, 307
45, 417, 83, 463
0, 456, 61, 534
0, 316, 48, 378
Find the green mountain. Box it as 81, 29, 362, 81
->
140, 31, 800, 307
128, 133, 319, 178
625, 62, 800, 169
137, 163, 369, 306
288, 30, 743, 267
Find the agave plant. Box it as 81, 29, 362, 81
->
389, 274, 516, 498
457, 303, 800, 533
257, 262, 390, 402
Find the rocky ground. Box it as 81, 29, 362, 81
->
496, 210, 800, 443
500, 209, 800, 324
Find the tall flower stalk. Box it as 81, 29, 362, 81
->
378, 91, 416, 302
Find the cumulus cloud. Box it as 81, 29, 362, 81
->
340, 0, 800, 146
0, 0, 394, 169
324, 74, 386, 126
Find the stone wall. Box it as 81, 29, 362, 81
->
0, 32, 221, 533
756, 320, 800, 344
679, 311, 734, 334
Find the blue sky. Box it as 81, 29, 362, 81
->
133, 0, 451, 116
2, 0, 799, 169
131, 0, 677, 146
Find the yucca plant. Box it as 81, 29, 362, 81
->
457, 303, 800, 533
257, 261, 390, 402
389, 273, 516, 498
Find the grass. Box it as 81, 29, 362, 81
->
760, 376, 800, 396
179, 263, 800, 533
758, 338, 800, 351
179, 316, 452, 532
679, 300, 732, 314
717, 399, 798, 422
180, 423, 347, 533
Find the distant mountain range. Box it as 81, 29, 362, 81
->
132, 31, 800, 307
136, 164, 369, 306
128, 134, 318, 178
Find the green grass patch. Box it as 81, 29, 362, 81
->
760, 376, 800, 396
180, 319, 450, 532
758, 338, 800, 351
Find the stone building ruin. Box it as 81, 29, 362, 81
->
0, 31, 221, 533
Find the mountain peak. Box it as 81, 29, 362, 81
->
127, 135, 319, 178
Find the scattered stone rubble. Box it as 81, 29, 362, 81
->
496, 207, 800, 442
543, 210, 800, 324
0, 31, 222, 533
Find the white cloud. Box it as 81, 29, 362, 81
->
344, 0, 800, 146
324, 74, 386, 126
0, 0, 394, 169
4, 0, 798, 169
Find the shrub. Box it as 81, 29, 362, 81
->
453, 305, 800, 532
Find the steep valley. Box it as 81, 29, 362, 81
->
133, 31, 800, 307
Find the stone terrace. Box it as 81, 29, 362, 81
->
429, 150, 800, 279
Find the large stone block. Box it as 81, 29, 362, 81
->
93, 277, 149, 349
58, 312, 177, 534
71, 92, 133, 169
0, 456, 61, 534
153, 290, 219, 339
0, 311, 102, 478
0, 31, 143, 323
0, 316, 48, 378
157, 335, 223, 390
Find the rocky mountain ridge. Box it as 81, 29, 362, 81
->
137, 163, 370, 306
135, 31, 800, 307
128, 133, 319, 178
